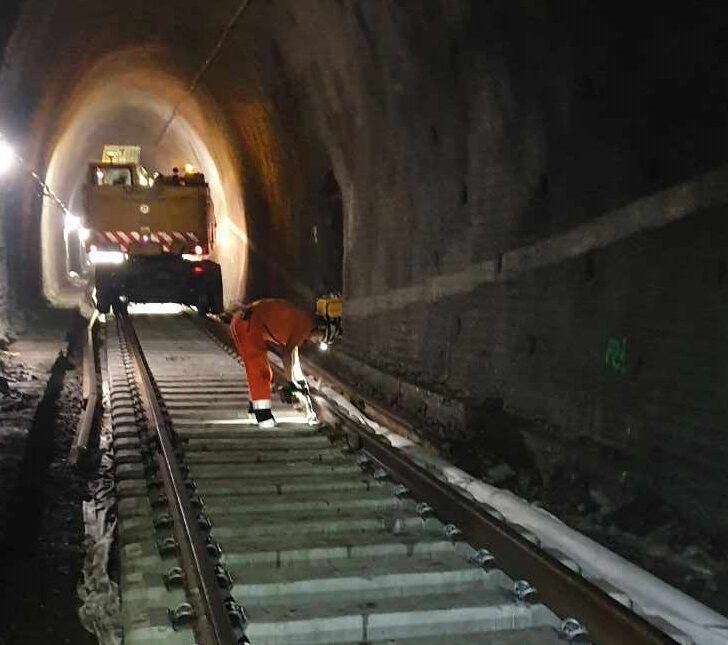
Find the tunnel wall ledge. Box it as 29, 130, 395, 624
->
345, 163, 728, 318
309, 346, 467, 440
323, 139, 728, 442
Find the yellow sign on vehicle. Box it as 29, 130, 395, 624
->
102, 145, 141, 165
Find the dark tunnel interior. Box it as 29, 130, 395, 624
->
2, 0, 728, 640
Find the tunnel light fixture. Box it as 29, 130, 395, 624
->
184, 163, 195, 175
0, 137, 16, 175
318, 342, 329, 352
88, 249, 125, 265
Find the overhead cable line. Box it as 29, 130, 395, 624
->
153, 0, 253, 151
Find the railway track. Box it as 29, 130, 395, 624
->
101, 309, 679, 645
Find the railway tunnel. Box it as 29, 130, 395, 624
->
1, 1, 728, 643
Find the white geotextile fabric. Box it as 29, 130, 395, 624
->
77, 395, 122, 645
304, 368, 728, 645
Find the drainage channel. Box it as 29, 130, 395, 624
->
106, 310, 675, 645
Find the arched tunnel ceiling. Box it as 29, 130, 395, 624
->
0, 0, 331, 309
39, 50, 248, 306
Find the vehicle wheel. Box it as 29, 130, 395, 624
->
210, 289, 224, 314
96, 291, 112, 314
196, 293, 210, 316
112, 297, 128, 315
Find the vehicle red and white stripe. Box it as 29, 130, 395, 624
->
90, 231, 199, 249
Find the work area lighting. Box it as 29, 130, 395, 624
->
0, 138, 16, 175
88, 249, 125, 265
64, 212, 82, 232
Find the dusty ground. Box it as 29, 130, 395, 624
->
444, 418, 728, 617
0, 318, 95, 645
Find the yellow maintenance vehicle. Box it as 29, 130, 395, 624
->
82, 145, 223, 314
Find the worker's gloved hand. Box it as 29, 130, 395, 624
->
279, 380, 310, 405
279, 382, 298, 405
294, 380, 310, 397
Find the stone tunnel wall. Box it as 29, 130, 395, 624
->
0, 0, 24, 339
243, 2, 728, 532
1, 2, 728, 528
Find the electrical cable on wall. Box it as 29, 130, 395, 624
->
153, 0, 253, 151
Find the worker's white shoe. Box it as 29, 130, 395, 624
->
254, 409, 276, 428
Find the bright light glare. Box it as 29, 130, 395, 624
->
182, 253, 204, 261
126, 302, 184, 315
0, 139, 15, 175
64, 212, 82, 232
216, 220, 229, 246
184, 163, 195, 174
318, 342, 329, 352
194, 244, 203, 255
78, 227, 91, 242
88, 249, 125, 264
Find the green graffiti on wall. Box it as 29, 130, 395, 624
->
604, 337, 627, 374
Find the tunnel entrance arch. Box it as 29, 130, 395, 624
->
38, 50, 248, 310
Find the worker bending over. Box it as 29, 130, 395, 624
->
229, 297, 342, 428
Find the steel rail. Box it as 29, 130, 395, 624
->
118, 312, 237, 645
340, 412, 675, 645
201, 314, 675, 645
299, 358, 676, 645
70, 311, 99, 465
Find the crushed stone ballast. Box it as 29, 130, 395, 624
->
90, 307, 715, 645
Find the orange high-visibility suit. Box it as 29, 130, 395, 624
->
230, 299, 314, 408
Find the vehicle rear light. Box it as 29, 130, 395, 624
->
193, 264, 204, 275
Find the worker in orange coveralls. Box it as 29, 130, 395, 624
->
229, 297, 342, 428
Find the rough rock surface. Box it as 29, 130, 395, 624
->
0, 324, 93, 644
